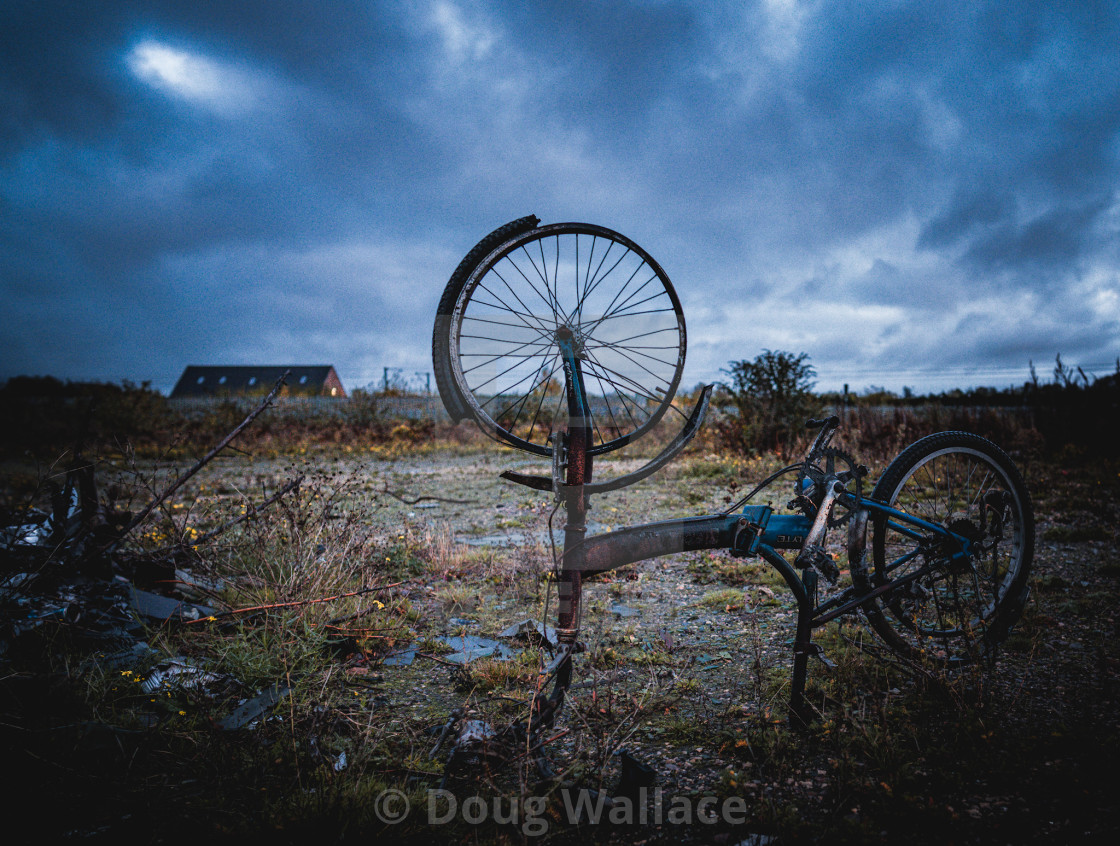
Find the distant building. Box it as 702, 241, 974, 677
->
170, 365, 346, 398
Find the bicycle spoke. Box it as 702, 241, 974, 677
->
467, 293, 554, 330
486, 354, 561, 424
592, 341, 675, 394
584, 361, 639, 434
580, 353, 667, 407
580, 271, 663, 339
587, 336, 680, 372
462, 310, 555, 337
487, 266, 557, 336
507, 247, 564, 321
526, 354, 565, 445
578, 244, 630, 317
460, 339, 555, 377
473, 351, 557, 399
582, 365, 627, 432
578, 264, 647, 337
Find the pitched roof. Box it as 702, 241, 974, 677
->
170, 365, 346, 398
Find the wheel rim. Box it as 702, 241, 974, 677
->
875, 447, 1027, 658
450, 223, 686, 455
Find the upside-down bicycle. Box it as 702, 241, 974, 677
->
429, 215, 1034, 771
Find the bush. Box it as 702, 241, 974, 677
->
716, 350, 821, 458
0, 377, 173, 454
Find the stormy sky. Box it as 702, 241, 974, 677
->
2, 1, 1118, 395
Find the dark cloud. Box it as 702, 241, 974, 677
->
918, 191, 1011, 251
1, 1, 1118, 394
962, 196, 1112, 272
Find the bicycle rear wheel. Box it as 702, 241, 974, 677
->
866, 431, 1034, 664
445, 223, 686, 456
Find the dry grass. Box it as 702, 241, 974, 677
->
2, 434, 1118, 843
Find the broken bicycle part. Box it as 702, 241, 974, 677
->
436, 220, 687, 456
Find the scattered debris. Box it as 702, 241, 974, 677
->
0, 572, 37, 592
0, 513, 50, 549
97, 641, 157, 670
499, 618, 558, 648
732, 835, 776, 846
695, 651, 733, 667
217, 683, 292, 731
130, 585, 216, 623
457, 532, 535, 548
376, 485, 476, 505
173, 568, 225, 599
382, 647, 417, 667
141, 657, 227, 694
436, 634, 516, 664
614, 749, 656, 804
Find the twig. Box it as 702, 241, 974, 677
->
322, 627, 407, 638
377, 485, 477, 505
117, 371, 291, 543
513, 728, 571, 760
416, 651, 463, 668
155, 475, 304, 553
184, 581, 405, 624
326, 595, 394, 627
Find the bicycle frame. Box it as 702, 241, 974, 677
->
431, 218, 1032, 781
533, 343, 980, 730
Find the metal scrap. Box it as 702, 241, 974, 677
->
217, 683, 292, 731
129, 585, 216, 622
436, 634, 516, 664
498, 618, 558, 648
141, 657, 226, 694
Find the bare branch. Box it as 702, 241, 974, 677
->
377, 485, 477, 505
117, 371, 291, 543
156, 475, 304, 553
184, 581, 405, 623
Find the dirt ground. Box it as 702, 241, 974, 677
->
2, 442, 1119, 844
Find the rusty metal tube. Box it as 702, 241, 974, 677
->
574, 514, 741, 575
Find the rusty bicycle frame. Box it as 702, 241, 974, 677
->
429, 217, 1033, 779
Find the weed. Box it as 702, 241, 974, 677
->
697, 588, 745, 612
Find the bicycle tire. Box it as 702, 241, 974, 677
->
865, 431, 1034, 665
433, 215, 541, 422
446, 222, 686, 456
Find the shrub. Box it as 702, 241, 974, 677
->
716, 350, 821, 458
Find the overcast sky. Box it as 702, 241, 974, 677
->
2, 0, 1118, 396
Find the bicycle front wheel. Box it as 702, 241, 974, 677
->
447, 223, 687, 456
866, 431, 1034, 665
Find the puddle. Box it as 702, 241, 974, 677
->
436, 634, 517, 663
383, 648, 417, 667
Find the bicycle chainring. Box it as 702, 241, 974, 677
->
797, 447, 863, 528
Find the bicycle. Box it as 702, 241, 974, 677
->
429, 215, 1034, 771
